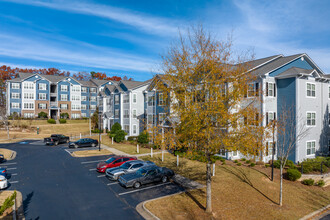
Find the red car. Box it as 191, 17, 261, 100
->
96, 156, 137, 173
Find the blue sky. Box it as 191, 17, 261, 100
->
0, 0, 330, 81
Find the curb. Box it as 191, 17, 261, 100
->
10, 150, 17, 160
300, 204, 330, 220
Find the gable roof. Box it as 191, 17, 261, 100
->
78, 80, 97, 87
105, 84, 117, 93
120, 80, 151, 90
240, 54, 283, 71
275, 67, 317, 79
91, 79, 112, 86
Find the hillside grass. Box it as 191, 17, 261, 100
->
143, 154, 330, 220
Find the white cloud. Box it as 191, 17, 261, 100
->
2, 0, 180, 36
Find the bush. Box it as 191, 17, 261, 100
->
47, 119, 56, 124
316, 180, 325, 187
245, 160, 251, 164
301, 157, 329, 174
38, 111, 48, 119
60, 113, 69, 119
287, 168, 301, 181
0, 191, 16, 215
273, 160, 281, 169
212, 156, 222, 161
114, 130, 127, 143
92, 128, 103, 133
250, 163, 256, 167
241, 158, 246, 161
127, 136, 138, 142
285, 160, 296, 169
265, 164, 270, 168
110, 122, 122, 135
302, 178, 314, 186
137, 131, 149, 144
234, 160, 238, 163
237, 162, 242, 166
59, 119, 66, 124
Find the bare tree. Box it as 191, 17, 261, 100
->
276, 104, 309, 206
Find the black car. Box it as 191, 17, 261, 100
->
69, 138, 98, 148
44, 134, 70, 145
0, 154, 4, 163
118, 165, 175, 188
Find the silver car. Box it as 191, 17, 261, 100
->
106, 160, 154, 180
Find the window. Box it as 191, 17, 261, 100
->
132, 93, 137, 103
82, 96, 87, 101
11, 93, 20, 99
307, 83, 315, 97
132, 109, 137, 118
38, 103, 47, 109
60, 104, 68, 110
232, 151, 238, 156
133, 124, 137, 135
90, 96, 96, 102
71, 114, 81, 119
72, 95, 80, 101
247, 82, 259, 97
115, 95, 119, 105
90, 105, 96, 110
307, 112, 316, 126
266, 112, 276, 124
115, 109, 119, 118
306, 141, 315, 155
11, 83, 20, 89
24, 113, 34, 118
244, 113, 259, 126
60, 94, 68, 101
123, 94, 129, 103
81, 87, 87, 93
23, 82, 34, 89
39, 93, 47, 100
60, 85, 68, 92
71, 104, 81, 110
158, 93, 165, 106
90, 88, 96, 93
148, 95, 155, 106
328, 86, 330, 99
266, 82, 275, 97
148, 114, 154, 125
23, 103, 34, 109
124, 125, 129, 133
159, 113, 166, 124
219, 149, 226, 156
38, 83, 47, 90
124, 110, 129, 118
11, 103, 20, 109
81, 105, 87, 110
23, 93, 34, 99
81, 113, 87, 118
72, 86, 80, 92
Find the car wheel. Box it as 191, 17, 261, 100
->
75, 144, 79, 149
66, 139, 69, 143
55, 141, 59, 146
92, 143, 96, 147
161, 176, 168, 183
133, 182, 141, 188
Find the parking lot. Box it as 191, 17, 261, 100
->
0, 140, 185, 219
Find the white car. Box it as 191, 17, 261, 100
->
106, 160, 154, 180
0, 175, 8, 189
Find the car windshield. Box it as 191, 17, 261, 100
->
105, 157, 116, 164
136, 168, 147, 176
120, 162, 131, 169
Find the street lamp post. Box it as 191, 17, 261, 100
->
98, 111, 101, 152
271, 120, 276, 181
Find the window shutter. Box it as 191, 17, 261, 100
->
273, 142, 276, 155
274, 112, 276, 121
266, 83, 269, 96
255, 83, 259, 96
274, 83, 276, 97
266, 112, 269, 124
244, 85, 247, 98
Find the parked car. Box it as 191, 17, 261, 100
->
97, 156, 137, 173
44, 134, 70, 145
0, 175, 8, 189
69, 138, 98, 148
0, 168, 7, 178
0, 154, 4, 163
118, 165, 175, 188
106, 160, 154, 180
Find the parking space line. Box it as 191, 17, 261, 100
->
9, 181, 19, 184
2, 162, 17, 166
81, 160, 104, 164
97, 175, 105, 178
64, 149, 72, 155
7, 167, 17, 170
11, 173, 17, 176
118, 182, 172, 196
107, 182, 118, 186
89, 168, 97, 171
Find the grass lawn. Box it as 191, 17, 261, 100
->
0, 191, 14, 219
0, 148, 15, 160
72, 149, 112, 157
143, 154, 330, 220
101, 136, 160, 155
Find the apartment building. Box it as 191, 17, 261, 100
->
144, 53, 330, 163
6, 72, 112, 119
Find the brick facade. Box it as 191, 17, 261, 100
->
35, 100, 50, 117
58, 101, 71, 118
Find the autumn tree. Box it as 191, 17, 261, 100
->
157, 26, 263, 213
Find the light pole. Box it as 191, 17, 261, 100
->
98, 110, 101, 152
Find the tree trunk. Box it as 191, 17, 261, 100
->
206, 159, 212, 213
279, 165, 283, 206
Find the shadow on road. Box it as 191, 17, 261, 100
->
23, 191, 34, 216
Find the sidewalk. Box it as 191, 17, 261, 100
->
101, 144, 168, 158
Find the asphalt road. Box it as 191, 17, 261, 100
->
0, 140, 184, 220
